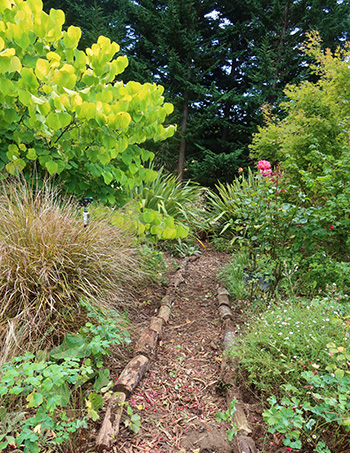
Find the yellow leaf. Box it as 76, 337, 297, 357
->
136, 404, 143, 411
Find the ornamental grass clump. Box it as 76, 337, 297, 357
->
0, 180, 145, 360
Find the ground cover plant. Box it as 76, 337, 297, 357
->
0, 307, 130, 452
223, 294, 350, 452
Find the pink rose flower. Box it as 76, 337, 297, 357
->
257, 160, 271, 171
260, 169, 272, 177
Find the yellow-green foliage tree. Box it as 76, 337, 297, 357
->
0, 0, 175, 204
250, 32, 350, 252
250, 31, 350, 191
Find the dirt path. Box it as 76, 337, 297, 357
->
110, 245, 236, 452
97, 244, 275, 453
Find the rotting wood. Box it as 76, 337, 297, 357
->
149, 316, 164, 336
218, 286, 258, 453
219, 304, 233, 320
95, 392, 126, 452
233, 435, 258, 453
220, 319, 236, 378
217, 293, 231, 307
218, 286, 230, 296
135, 328, 159, 358
160, 294, 172, 307
223, 330, 236, 349
158, 305, 171, 323
114, 355, 150, 397
231, 401, 252, 436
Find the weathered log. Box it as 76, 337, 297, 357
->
232, 402, 252, 435
160, 295, 172, 307
114, 355, 150, 397
218, 286, 230, 296
149, 316, 164, 336
223, 330, 236, 350
233, 435, 258, 453
219, 304, 233, 320
217, 293, 231, 307
134, 327, 159, 358
220, 320, 236, 378
223, 318, 235, 336
95, 391, 126, 452
158, 305, 171, 323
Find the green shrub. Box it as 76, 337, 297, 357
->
121, 167, 207, 241
206, 167, 259, 238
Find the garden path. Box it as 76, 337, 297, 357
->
96, 244, 283, 453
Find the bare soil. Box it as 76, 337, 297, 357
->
95, 243, 285, 453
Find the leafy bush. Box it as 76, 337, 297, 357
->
126, 167, 206, 235
0, 0, 175, 204
208, 164, 320, 293
0, 180, 146, 362
206, 167, 259, 238
250, 32, 350, 258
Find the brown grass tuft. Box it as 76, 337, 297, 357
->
0, 180, 146, 362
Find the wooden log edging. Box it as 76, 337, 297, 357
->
217, 286, 258, 453
95, 255, 198, 452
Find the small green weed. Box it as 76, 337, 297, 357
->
123, 403, 141, 433
216, 399, 238, 441
219, 251, 249, 301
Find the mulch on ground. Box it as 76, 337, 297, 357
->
95, 243, 285, 453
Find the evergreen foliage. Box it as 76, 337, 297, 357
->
40, 0, 350, 185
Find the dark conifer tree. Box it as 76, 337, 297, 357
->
42, 0, 350, 185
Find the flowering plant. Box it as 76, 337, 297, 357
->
257, 160, 272, 177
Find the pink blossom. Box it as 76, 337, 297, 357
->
330, 225, 334, 230
260, 169, 272, 177
257, 160, 271, 171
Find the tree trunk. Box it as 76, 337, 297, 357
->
177, 91, 189, 181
